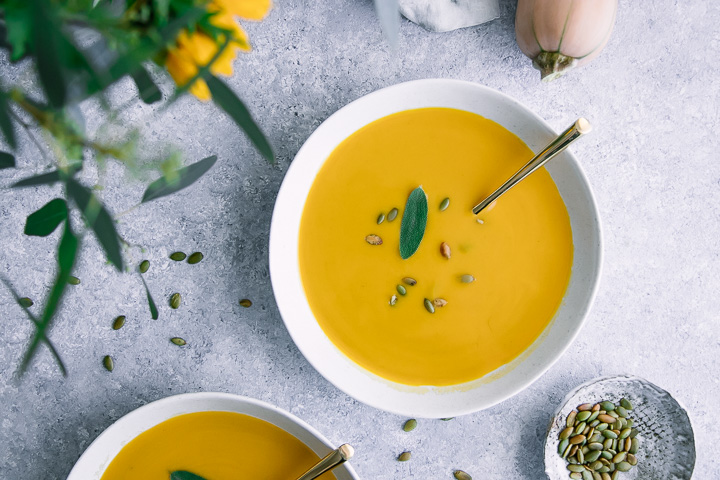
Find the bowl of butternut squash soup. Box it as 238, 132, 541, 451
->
66, 392, 359, 480
269, 79, 602, 417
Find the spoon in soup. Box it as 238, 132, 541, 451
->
472, 118, 592, 214
294, 443, 354, 480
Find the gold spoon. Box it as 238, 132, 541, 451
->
472, 118, 592, 214
294, 444, 354, 480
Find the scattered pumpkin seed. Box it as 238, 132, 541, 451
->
387, 208, 399, 222
423, 298, 435, 313
139, 260, 150, 273
397, 284, 407, 296
170, 337, 186, 346
453, 470, 471, 480
170, 293, 181, 309
389, 295, 398, 306
365, 234, 383, 245
402, 277, 417, 286
403, 419, 417, 432
170, 252, 187, 261
102, 355, 114, 372
239, 298, 252, 308
433, 298, 448, 307
68, 276, 81, 285
440, 242, 451, 259
439, 197, 450, 211
377, 213, 385, 224
19, 297, 33, 308
460, 274, 475, 283
187, 252, 204, 264
112, 315, 126, 330
397, 451, 411, 462
620, 398, 633, 410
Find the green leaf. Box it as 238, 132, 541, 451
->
170, 472, 208, 480
66, 178, 123, 271
12, 164, 81, 188
24, 199, 68, 237
373, 0, 400, 47
19, 222, 77, 375
141, 277, 159, 320
131, 66, 162, 104
2, 3, 33, 62
0, 151, 15, 169
0, 275, 67, 376
399, 186, 428, 260
0, 87, 17, 149
31, 0, 67, 109
206, 75, 274, 163
141, 155, 217, 203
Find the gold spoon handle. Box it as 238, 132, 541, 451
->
472, 118, 592, 214
294, 444, 354, 480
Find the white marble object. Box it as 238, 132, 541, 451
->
399, 0, 500, 32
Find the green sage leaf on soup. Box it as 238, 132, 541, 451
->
399, 186, 428, 260
170, 471, 208, 480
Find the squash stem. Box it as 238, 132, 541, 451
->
533, 52, 577, 82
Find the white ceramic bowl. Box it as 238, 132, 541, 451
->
270, 79, 602, 418
66, 392, 360, 480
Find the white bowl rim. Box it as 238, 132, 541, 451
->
269, 78, 603, 418
66, 391, 360, 480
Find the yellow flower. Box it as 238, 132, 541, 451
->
165, 0, 272, 101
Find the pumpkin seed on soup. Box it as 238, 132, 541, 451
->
170, 293, 181, 309
170, 252, 187, 261
387, 208, 399, 222
403, 419, 417, 432
397, 451, 411, 462
112, 315, 126, 330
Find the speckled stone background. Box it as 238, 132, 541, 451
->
1, 1, 718, 479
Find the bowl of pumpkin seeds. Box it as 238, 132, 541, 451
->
544, 375, 695, 480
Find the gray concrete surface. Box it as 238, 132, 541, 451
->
1, 1, 719, 479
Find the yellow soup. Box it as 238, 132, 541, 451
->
299, 108, 573, 386
100, 411, 335, 480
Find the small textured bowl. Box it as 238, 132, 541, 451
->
66, 392, 359, 480
544, 375, 695, 480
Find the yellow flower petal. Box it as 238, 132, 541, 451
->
212, 0, 271, 20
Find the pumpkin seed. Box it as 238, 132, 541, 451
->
578, 403, 593, 411
592, 473, 602, 480
625, 419, 633, 428
397, 284, 407, 295
611, 472, 619, 480
389, 295, 398, 306
397, 451, 411, 462
601, 473, 611, 480
570, 473, 582, 480
592, 404, 601, 412
615, 462, 631, 472
558, 438, 569, 455
620, 398, 633, 410
603, 439, 613, 450
439, 197, 450, 211
170, 293, 181, 309
627, 454, 637, 466
170, 252, 187, 261
402, 277, 417, 286
139, 260, 150, 273
19, 297, 33, 308
584, 451, 601, 463
423, 298, 435, 313
569, 445, 578, 457
588, 442, 603, 451
112, 315, 126, 330
187, 252, 204, 264
365, 234, 383, 245
615, 406, 628, 418
170, 337, 186, 346
600, 451, 612, 461
387, 208, 399, 222
595, 423, 608, 432
582, 472, 593, 480
588, 411, 600, 422
629, 428, 639, 439
68, 276, 81, 285
453, 470, 471, 480
624, 438, 632, 452
239, 298, 252, 308
566, 411, 577, 428
569, 435, 585, 445
600, 401, 615, 411
102, 355, 114, 372
608, 411, 619, 419
619, 428, 631, 439
629, 438, 639, 454
598, 414, 615, 424
433, 298, 448, 307
440, 242, 451, 259
574, 422, 586, 435
612, 452, 626, 463
590, 461, 603, 471
460, 274, 475, 283
576, 411, 592, 422
403, 419, 417, 432
589, 420, 600, 428
560, 427, 573, 440
377, 213, 385, 224
562, 444, 572, 458
567, 465, 585, 473
577, 449, 584, 463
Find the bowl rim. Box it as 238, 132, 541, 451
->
66, 391, 360, 480
269, 78, 604, 417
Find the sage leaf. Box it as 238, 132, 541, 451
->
24, 198, 68, 237
0, 87, 15, 148
141, 277, 159, 320
12, 164, 81, 188
141, 155, 217, 203
399, 186, 428, 260
0, 275, 67, 376
131, 65, 162, 104
206, 75, 274, 163
66, 178, 123, 271
373, 0, 400, 47
19, 222, 77, 376
0, 151, 15, 169
31, 0, 67, 108
170, 472, 208, 480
